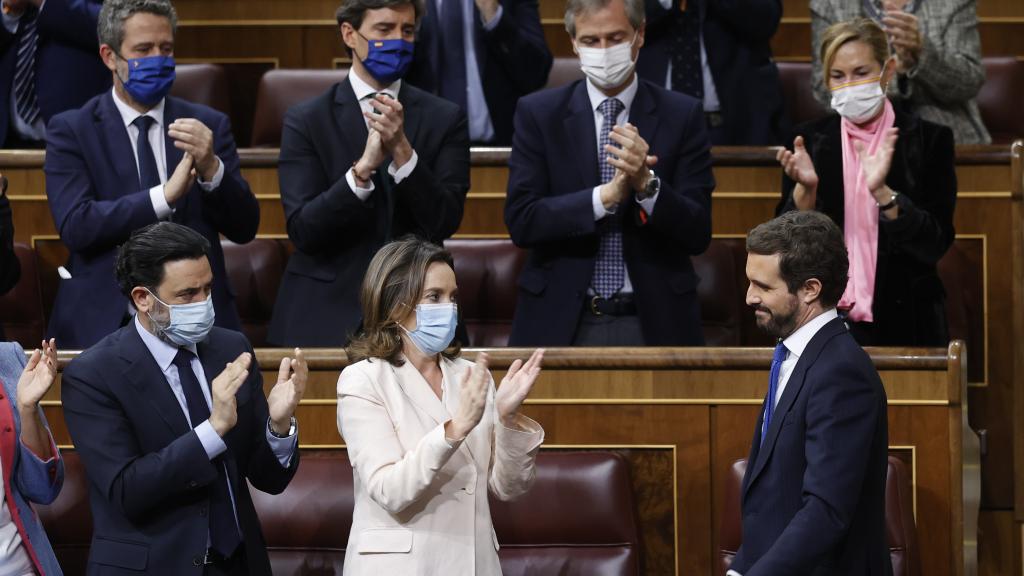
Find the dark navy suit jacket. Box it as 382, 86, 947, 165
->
731, 317, 892, 576
0, 0, 109, 146
44, 92, 258, 349
61, 325, 298, 575
637, 0, 787, 145
405, 0, 552, 145
504, 78, 714, 346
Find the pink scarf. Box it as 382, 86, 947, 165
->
838, 98, 895, 322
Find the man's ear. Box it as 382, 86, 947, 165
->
131, 286, 153, 314
340, 22, 359, 52
99, 44, 119, 73
800, 278, 823, 305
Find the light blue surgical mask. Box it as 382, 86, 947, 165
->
402, 303, 458, 356
146, 289, 215, 346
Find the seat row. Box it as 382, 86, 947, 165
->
172, 56, 1024, 149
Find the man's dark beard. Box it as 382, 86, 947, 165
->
755, 304, 799, 340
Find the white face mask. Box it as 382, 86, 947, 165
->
829, 72, 887, 123
575, 33, 638, 90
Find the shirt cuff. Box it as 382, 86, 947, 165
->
635, 189, 659, 216
265, 418, 298, 468
195, 420, 228, 460
388, 150, 418, 184
197, 157, 225, 191
658, 0, 672, 8
149, 185, 173, 220
592, 186, 613, 220
481, 4, 503, 30
726, 571, 742, 576
346, 168, 375, 201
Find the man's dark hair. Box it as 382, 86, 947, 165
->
98, 0, 178, 52
335, 0, 423, 31
746, 210, 849, 308
115, 222, 210, 302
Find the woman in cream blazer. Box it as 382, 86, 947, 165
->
337, 238, 545, 575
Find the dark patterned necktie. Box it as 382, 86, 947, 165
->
592, 97, 625, 298
669, 6, 704, 101
13, 8, 40, 127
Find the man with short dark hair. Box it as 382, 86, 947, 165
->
729, 210, 890, 575
504, 0, 714, 346
44, 0, 258, 350
268, 0, 469, 347
62, 221, 307, 576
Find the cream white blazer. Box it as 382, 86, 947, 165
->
337, 355, 544, 576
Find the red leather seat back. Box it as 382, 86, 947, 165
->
36, 451, 93, 576
978, 57, 1024, 145
221, 239, 292, 347
545, 57, 585, 90
777, 61, 829, 128
0, 243, 44, 347
170, 63, 232, 118
250, 69, 350, 147
693, 240, 743, 345
445, 239, 527, 347
719, 456, 919, 576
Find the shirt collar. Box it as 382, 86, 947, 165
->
585, 73, 639, 116
111, 87, 166, 131
348, 67, 401, 103
781, 308, 840, 359
134, 313, 197, 372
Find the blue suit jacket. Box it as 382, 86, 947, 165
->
0, 0, 109, 146
731, 317, 892, 576
504, 78, 714, 346
44, 92, 258, 349
405, 0, 552, 145
636, 0, 787, 145
60, 326, 298, 575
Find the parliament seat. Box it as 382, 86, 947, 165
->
250, 68, 349, 147
718, 455, 920, 576
545, 57, 585, 90
0, 243, 45, 348
170, 63, 232, 119
221, 238, 292, 347
978, 57, 1024, 145
776, 61, 828, 128
445, 239, 526, 347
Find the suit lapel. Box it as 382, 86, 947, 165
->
334, 79, 370, 162
629, 81, 659, 162
119, 325, 190, 436
564, 81, 599, 187
441, 359, 482, 465
742, 317, 848, 498
95, 93, 140, 189
393, 360, 450, 427
397, 83, 423, 152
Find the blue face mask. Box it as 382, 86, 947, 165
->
357, 33, 414, 85
118, 54, 176, 107
147, 289, 216, 346
402, 303, 458, 356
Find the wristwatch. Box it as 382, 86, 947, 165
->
637, 170, 660, 200
877, 190, 899, 211
270, 416, 297, 439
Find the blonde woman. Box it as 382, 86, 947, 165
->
338, 237, 544, 575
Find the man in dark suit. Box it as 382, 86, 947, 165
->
268, 0, 469, 347
730, 210, 890, 575
636, 0, 786, 145
0, 0, 109, 148
504, 0, 714, 347
405, 0, 552, 145
44, 0, 258, 350
62, 222, 307, 575
0, 175, 17, 296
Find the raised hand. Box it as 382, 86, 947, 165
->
606, 124, 651, 194
445, 353, 490, 442
168, 118, 219, 181
882, 10, 922, 73
209, 352, 252, 436
16, 339, 57, 411
267, 348, 308, 435
777, 136, 819, 191
856, 127, 899, 195
495, 349, 544, 427
163, 152, 196, 204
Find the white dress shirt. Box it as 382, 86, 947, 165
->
110, 88, 225, 219
435, 0, 503, 142
0, 460, 35, 576
344, 68, 419, 200
2, 6, 46, 142
726, 308, 840, 576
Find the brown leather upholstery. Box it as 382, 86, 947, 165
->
169, 63, 232, 118
0, 243, 44, 347
36, 451, 92, 576
490, 451, 641, 575
777, 61, 828, 128
545, 57, 585, 90
445, 239, 527, 347
718, 455, 920, 576
977, 57, 1024, 144
693, 240, 743, 345
221, 238, 292, 347
937, 241, 983, 381
250, 68, 350, 147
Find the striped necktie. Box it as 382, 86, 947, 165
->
13, 7, 41, 127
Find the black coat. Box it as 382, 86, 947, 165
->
778, 107, 956, 346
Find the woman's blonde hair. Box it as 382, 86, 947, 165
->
346, 237, 461, 365
820, 18, 890, 81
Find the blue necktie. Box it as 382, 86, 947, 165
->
761, 341, 787, 445
438, 0, 467, 111
591, 97, 625, 299
13, 7, 40, 127
132, 116, 161, 190
172, 350, 241, 557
